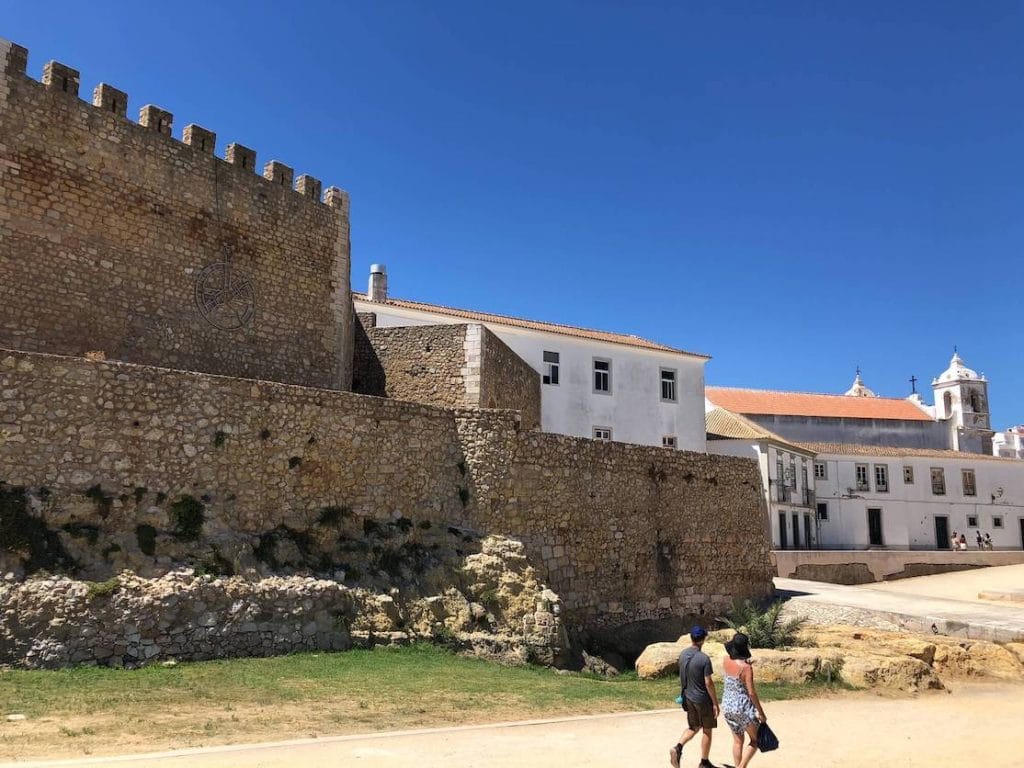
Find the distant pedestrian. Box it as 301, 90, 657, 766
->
984, 533, 994, 550
669, 625, 719, 768
959, 533, 968, 551
721, 632, 767, 768
951, 531, 959, 551
976, 531, 984, 549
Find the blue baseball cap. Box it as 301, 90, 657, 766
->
690, 626, 707, 640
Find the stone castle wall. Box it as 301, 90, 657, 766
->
0, 348, 773, 637
352, 314, 541, 430
0, 39, 353, 390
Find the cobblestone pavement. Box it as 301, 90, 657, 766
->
5, 683, 1023, 768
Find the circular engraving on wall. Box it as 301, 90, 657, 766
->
194, 262, 255, 330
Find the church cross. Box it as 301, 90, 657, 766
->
909, 375, 918, 394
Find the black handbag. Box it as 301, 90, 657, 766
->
757, 721, 779, 752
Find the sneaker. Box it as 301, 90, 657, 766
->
668, 746, 681, 768
699, 760, 719, 768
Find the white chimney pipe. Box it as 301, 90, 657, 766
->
368, 264, 387, 302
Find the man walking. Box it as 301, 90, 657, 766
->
669, 625, 719, 768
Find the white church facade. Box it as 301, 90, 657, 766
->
707, 353, 1024, 552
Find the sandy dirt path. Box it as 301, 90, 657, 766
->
6, 682, 1021, 768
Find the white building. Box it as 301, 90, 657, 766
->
993, 426, 1024, 460
809, 443, 1024, 551
354, 266, 710, 451
705, 407, 817, 550
707, 352, 1024, 552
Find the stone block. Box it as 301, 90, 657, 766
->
92, 84, 127, 117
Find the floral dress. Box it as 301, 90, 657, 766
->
721, 664, 759, 735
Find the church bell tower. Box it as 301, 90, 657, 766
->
932, 351, 993, 454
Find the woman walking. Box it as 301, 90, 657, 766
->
720, 633, 766, 768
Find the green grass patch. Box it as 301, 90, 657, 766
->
0, 644, 845, 721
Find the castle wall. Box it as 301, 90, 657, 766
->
0, 40, 352, 390
352, 318, 541, 430
0, 348, 773, 635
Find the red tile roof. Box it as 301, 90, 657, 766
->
705, 387, 933, 422
353, 293, 710, 359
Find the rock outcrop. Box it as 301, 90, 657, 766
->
0, 536, 568, 670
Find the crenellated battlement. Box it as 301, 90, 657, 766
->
0, 36, 354, 392
0, 38, 345, 207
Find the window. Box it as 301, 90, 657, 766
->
662, 435, 677, 449
962, 469, 977, 497
660, 368, 677, 402
593, 358, 611, 394
542, 351, 559, 385
931, 467, 946, 495
816, 502, 829, 521
993, 516, 1004, 529
814, 461, 827, 480
855, 464, 870, 491
789, 458, 796, 488
592, 426, 612, 441
903, 466, 914, 484
801, 463, 809, 491
967, 515, 978, 528
874, 464, 889, 493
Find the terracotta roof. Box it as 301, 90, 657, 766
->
705, 408, 810, 453
352, 293, 709, 359
799, 443, 1020, 463
705, 386, 933, 422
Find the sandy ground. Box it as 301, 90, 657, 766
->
866, 562, 1024, 603
5, 682, 1022, 768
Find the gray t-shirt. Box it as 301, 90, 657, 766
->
679, 646, 713, 704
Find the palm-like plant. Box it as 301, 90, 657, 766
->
721, 600, 806, 649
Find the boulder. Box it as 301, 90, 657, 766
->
748, 647, 842, 684
931, 639, 1024, 681
636, 641, 684, 680
635, 640, 725, 680
841, 653, 945, 692
799, 625, 936, 665
1005, 643, 1024, 667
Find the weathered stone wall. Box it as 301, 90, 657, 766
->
0, 39, 353, 390
352, 319, 541, 429
0, 537, 567, 669
478, 326, 542, 431
0, 348, 772, 646
455, 410, 774, 643
357, 323, 470, 407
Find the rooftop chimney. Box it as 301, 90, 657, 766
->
368, 264, 387, 303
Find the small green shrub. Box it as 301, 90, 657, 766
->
721, 600, 807, 649
62, 522, 101, 545
417, 519, 432, 530
392, 517, 414, 533
260, 428, 271, 440
101, 543, 122, 558
136, 524, 158, 556
133, 487, 148, 504
84, 485, 113, 518
318, 505, 351, 526
85, 577, 120, 600
363, 519, 384, 537
155, 492, 168, 505
168, 496, 205, 541
213, 430, 227, 448
1, 483, 75, 572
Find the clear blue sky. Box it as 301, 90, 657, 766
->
5, 2, 1023, 425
